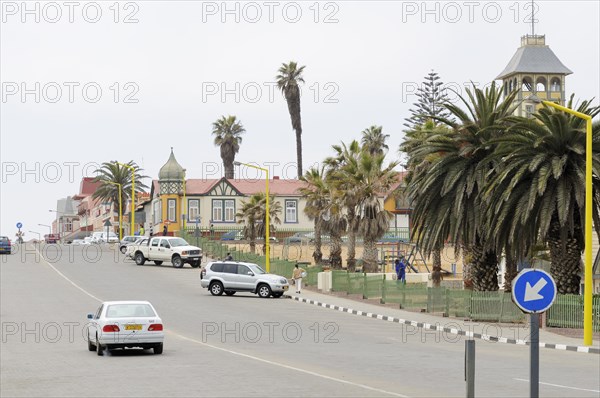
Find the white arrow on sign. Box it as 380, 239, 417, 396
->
524, 278, 548, 302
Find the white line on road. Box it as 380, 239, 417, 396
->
513, 378, 600, 393
34, 245, 408, 398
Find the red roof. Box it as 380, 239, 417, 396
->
73, 177, 102, 199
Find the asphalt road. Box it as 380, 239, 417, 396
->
1, 244, 599, 397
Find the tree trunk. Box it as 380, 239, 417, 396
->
431, 247, 442, 287
346, 220, 357, 272
362, 238, 378, 273
471, 244, 499, 292
312, 220, 323, 264
329, 236, 343, 270
503, 252, 518, 292
295, 129, 303, 178
547, 218, 583, 294
224, 161, 234, 179
462, 248, 474, 290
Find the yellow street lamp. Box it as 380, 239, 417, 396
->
234, 161, 270, 273
105, 181, 122, 241
541, 100, 594, 346
116, 162, 136, 236
182, 168, 187, 233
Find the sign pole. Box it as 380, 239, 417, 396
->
465, 339, 475, 398
530, 314, 539, 398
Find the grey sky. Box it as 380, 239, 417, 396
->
1, 0, 599, 236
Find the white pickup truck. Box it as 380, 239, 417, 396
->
131, 236, 202, 268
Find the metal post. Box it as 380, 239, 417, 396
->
530, 314, 539, 398
465, 340, 475, 398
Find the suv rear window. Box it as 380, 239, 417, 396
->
210, 263, 224, 272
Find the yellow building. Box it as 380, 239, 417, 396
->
496, 34, 572, 117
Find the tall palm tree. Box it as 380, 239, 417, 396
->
276, 61, 306, 178
325, 141, 362, 271
400, 120, 451, 287
299, 166, 329, 264
407, 83, 519, 291
212, 115, 245, 179
92, 161, 148, 232
483, 98, 600, 293
361, 125, 389, 156
340, 151, 398, 272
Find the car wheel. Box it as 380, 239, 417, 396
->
272, 292, 283, 298
153, 343, 163, 355
172, 255, 183, 268
209, 281, 224, 296
225, 291, 236, 296
120, 246, 127, 254
96, 336, 104, 356
87, 336, 96, 351
154, 261, 163, 266
135, 253, 146, 266
190, 260, 200, 268
257, 284, 272, 298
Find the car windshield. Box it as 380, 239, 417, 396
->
169, 238, 189, 247
105, 304, 156, 318
0, 237, 8, 242
248, 264, 266, 274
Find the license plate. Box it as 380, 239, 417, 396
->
125, 324, 142, 330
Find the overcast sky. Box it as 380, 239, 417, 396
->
1, 0, 599, 236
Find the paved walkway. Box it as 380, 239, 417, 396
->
285, 287, 600, 353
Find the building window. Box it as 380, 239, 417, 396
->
285, 200, 297, 223
212, 200, 223, 222
212, 199, 235, 223
153, 200, 161, 225
64, 218, 73, 232
188, 199, 199, 222
224, 200, 235, 222
525, 104, 534, 118
168, 199, 176, 222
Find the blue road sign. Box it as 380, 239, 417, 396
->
16, 222, 22, 229
512, 269, 557, 314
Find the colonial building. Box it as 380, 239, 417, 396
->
497, 34, 572, 117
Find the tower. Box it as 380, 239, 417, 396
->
158, 148, 185, 233
496, 34, 572, 118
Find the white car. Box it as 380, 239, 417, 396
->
86, 300, 164, 356
120, 235, 142, 253
91, 231, 119, 244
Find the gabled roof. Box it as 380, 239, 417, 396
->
496, 41, 572, 80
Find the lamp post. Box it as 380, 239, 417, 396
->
105, 181, 122, 241
182, 168, 187, 233
116, 162, 136, 236
38, 224, 52, 235
234, 161, 270, 273
28, 231, 41, 244
539, 100, 594, 347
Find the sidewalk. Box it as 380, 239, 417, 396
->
285, 286, 600, 353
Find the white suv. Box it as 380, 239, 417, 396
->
200, 261, 289, 298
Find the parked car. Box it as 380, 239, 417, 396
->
284, 232, 310, 244
91, 231, 119, 244
71, 239, 84, 245
220, 230, 244, 241
120, 235, 142, 253
82, 237, 93, 245
132, 236, 202, 268
86, 300, 164, 356
0, 236, 11, 254
200, 261, 289, 298
44, 234, 60, 244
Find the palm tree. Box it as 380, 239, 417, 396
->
483, 98, 600, 294
255, 194, 282, 255
299, 166, 329, 264
406, 83, 519, 291
361, 125, 389, 156
212, 115, 245, 179
324, 141, 362, 270
321, 193, 347, 270
276, 61, 306, 178
236, 194, 262, 254
341, 151, 398, 272
400, 120, 451, 287
92, 161, 148, 233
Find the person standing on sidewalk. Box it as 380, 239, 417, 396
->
292, 264, 306, 294
163, 225, 168, 236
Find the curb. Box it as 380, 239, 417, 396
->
289, 295, 600, 355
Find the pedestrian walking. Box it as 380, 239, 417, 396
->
292, 264, 306, 294
163, 225, 168, 236
225, 252, 233, 261
139, 224, 145, 236
395, 256, 406, 284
